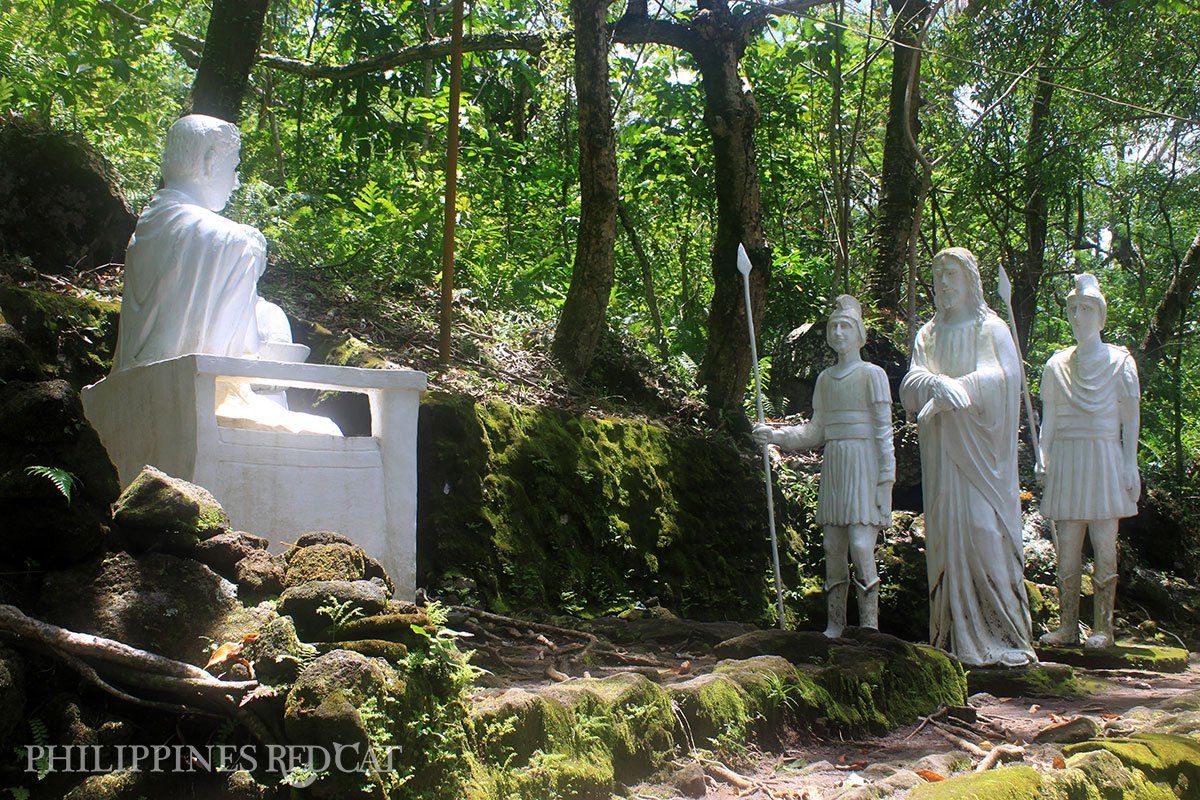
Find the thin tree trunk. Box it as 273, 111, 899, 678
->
1011, 63, 1055, 355
1140, 230, 1200, 375
693, 31, 770, 420
618, 201, 670, 362
190, 0, 271, 122
867, 0, 930, 314
552, 0, 618, 379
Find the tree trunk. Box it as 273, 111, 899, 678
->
693, 30, 770, 421
1011, 64, 1055, 355
190, 0, 272, 122
867, 0, 929, 314
1139, 229, 1200, 376
551, 0, 618, 379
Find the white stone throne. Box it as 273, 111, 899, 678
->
83, 355, 426, 598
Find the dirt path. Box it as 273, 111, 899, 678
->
641, 655, 1200, 800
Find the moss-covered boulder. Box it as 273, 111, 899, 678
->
1064, 733, 1200, 797
466, 674, 675, 800
333, 612, 435, 649
242, 615, 317, 685
37, 551, 264, 664
0, 118, 135, 277
813, 630, 967, 735
418, 392, 772, 620
112, 466, 231, 550
285, 532, 394, 594
714, 629, 835, 664
0, 285, 120, 385
0, 375, 119, 572
1063, 748, 1178, 800
1036, 643, 1189, 673
967, 662, 1104, 699
908, 765, 1043, 800
284, 650, 404, 798
284, 542, 368, 587
277, 579, 390, 639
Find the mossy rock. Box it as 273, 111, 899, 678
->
277, 579, 390, 639
542, 672, 676, 779
242, 615, 317, 685
1064, 748, 1178, 800
38, 551, 265, 664
714, 629, 835, 664
316, 638, 408, 663
1036, 643, 1189, 673
813, 630, 967, 735
967, 662, 1107, 699
62, 769, 145, 800
417, 392, 773, 621
0, 285, 120, 385
466, 674, 673, 799
283, 542, 368, 587
112, 465, 230, 544
468, 689, 574, 766
908, 765, 1043, 800
334, 612, 435, 648
1065, 733, 1200, 797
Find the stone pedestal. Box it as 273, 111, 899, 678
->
82, 355, 426, 598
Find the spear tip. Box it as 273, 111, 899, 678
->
737, 243, 753, 276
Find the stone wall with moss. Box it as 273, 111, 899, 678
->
417, 392, 778, 621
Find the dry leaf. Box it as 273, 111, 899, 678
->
916, 769, 946, 782
205, 641, 242, 670
1053, 756, 1066, 769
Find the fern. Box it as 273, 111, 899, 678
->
24, 466, 80, 504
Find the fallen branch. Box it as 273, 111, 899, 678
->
929, 720, 989, 758
699, 758, 755, 790
975, 744, 1025, 772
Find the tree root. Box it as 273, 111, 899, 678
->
0, 604, 267, 741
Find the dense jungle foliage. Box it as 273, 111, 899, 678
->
2, 0, 1200, 493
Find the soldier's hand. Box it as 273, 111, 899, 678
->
751, 423, 776, 447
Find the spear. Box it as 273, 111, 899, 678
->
996, 264, 1041, 470
738, 243, 787, 630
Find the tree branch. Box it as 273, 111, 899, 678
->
259, 31, 551, 79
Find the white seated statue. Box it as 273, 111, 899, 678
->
112, 113, 338, 436
85, 114, 427, 596
753, 295, 895, 638
1037, 273, 1140, 649
899, 247, 1035, 667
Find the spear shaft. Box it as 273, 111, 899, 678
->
738, 244, 787, 630
997, 264, 1041, 470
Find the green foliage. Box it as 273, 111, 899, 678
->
23, 465, 78, 503
316, 594, 366, 628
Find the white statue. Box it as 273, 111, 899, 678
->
113, 114, 265, 372
1037, 273, 1140, 649
899, 247, 1035, 667
753, 295, 895, 638
112, 114, 339, 436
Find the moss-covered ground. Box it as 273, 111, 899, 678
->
463, 633, 967, 799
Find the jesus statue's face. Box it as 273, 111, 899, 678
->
932, 255, 967, 317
